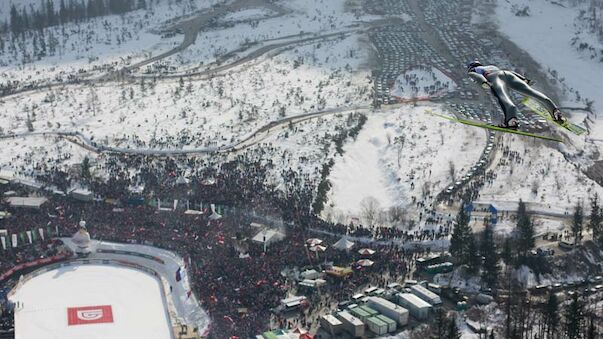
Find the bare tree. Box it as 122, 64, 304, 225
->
360, 196, 381, 227
388, 205, 406, 223
449, 161, 456, 180
531, 179, 540, 195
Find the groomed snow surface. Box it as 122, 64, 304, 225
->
10, 264, 173, 339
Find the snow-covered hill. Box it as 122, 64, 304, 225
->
495, 0, 602, 133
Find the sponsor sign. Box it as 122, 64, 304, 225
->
67, 305, 113, 326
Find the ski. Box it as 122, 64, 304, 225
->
427, 110, 564, 143
521, 97, 587, 135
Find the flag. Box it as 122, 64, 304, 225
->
55, 225, 59, 236
26, 231, 32, 244
31, 229, 38, 241
176, 267, 182, 282
19, 232, 26, 244
39, 228, 45, 240
12, 234, 17, 247
47, 226, 53, 237
1, 236, 5, 250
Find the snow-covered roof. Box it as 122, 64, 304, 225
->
5, 197, 48, 209
252, 229, 284, 244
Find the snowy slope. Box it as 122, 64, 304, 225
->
0, 0, 219, 86
495, 0, 603, 133
145, 0, 382, 74
480, 132, 603, 210
323, 105, 486, 224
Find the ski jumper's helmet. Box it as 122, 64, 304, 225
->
467, 60, 482, 71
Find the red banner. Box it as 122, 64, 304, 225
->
0, 253, 70, 281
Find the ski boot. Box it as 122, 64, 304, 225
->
498, 117, 519, 130
551, 108, 567, 123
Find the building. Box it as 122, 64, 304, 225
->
320, 315, 343, 335
410, 284, 442, 305
69, 188, 94, 202
367, 297, 409, 325
5, 197, 48, 209
397, 293, 432, 320
335, 311, 364, 338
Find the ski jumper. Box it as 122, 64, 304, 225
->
468, 65, 558, 123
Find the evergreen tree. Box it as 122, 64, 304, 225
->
564, 292, 584, 339
21, 8, 30, 31
10, 5, 21, 34
432, 308, 447, 339
59, 0, 67, 23
481, 222, 499, 290
501, 237, 514, 265
516, 200, 534, 258
586, 314, 597, 339
447, 315, 461, 339
81, 156, 91, 179
589, 193, 601, 242
467, 235, 480, 273
572, 203, 584, 246
450, 202, 472, 264
544, 292, 559, 337
46, 0, 56, 26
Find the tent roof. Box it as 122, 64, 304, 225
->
333, 237, 354, 250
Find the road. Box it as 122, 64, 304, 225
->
0, 105, 371, 156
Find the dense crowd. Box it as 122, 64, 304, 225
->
0, 155, 448, 337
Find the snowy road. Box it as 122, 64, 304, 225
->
0, 105, 371, 156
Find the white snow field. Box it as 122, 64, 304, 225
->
9, 264, 173, 339
323, 105, 486, 224
480, 133, 603, 211
495, 0, 603, 131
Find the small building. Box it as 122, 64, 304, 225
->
5, 197, 48, 209
301, 269, 320, 280
366, 316, 388, 335
325, 266, 353, 278
335, 311, 364, 338
411, 284, 442, 305
397, 293, 432, 320
69, 188, 94, 201
375, 314, 397, 333
320, 315, 343, 335
280, 296, 307, 311
367, 297, 409, 326
359, 306, 379, 318
350, 307, 371, 322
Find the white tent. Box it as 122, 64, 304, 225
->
333, 237, 355, 251
252, 229, 284, 246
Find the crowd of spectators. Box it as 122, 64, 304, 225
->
0, 156, 448, 337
